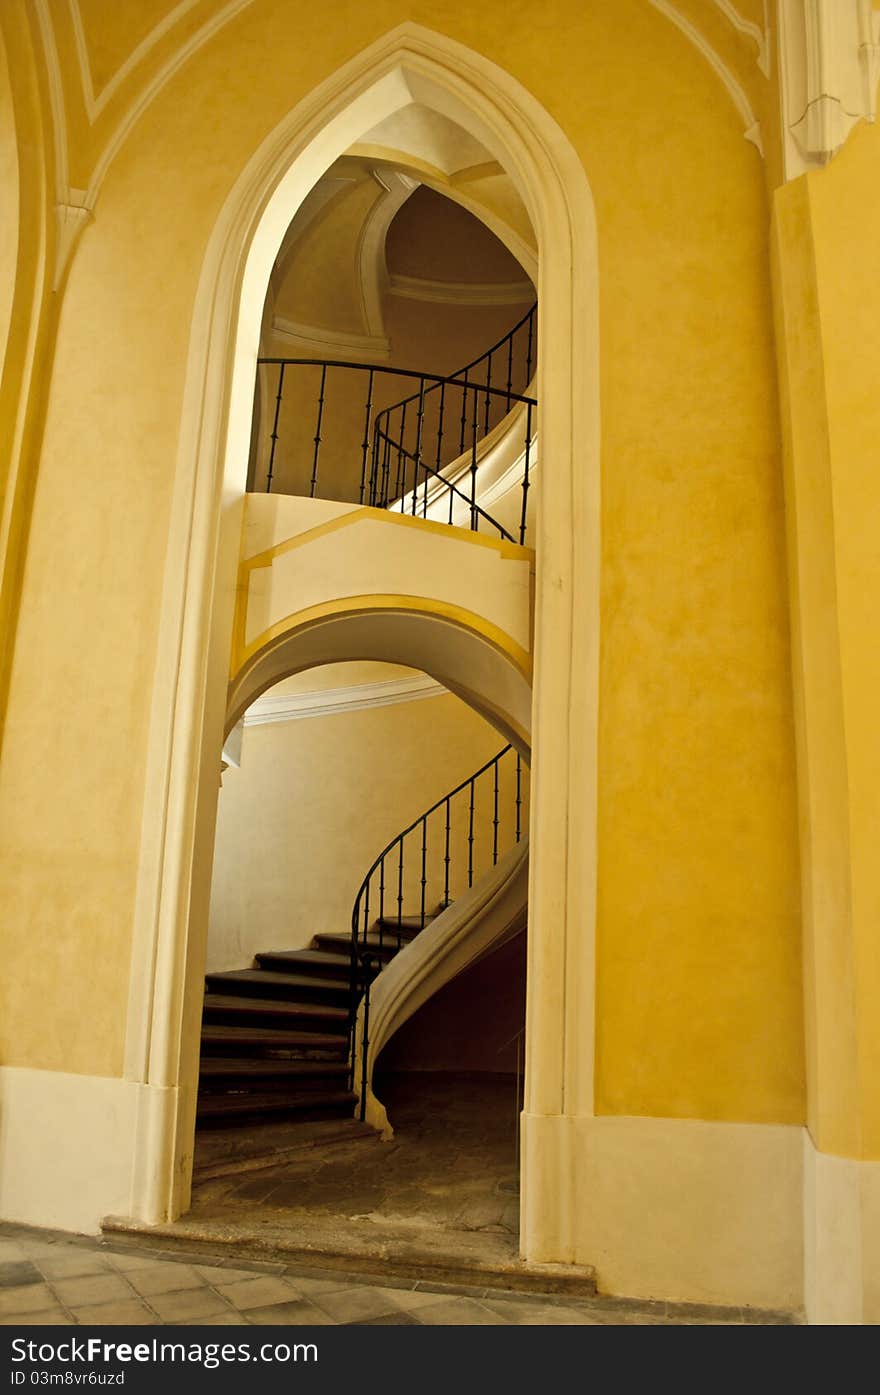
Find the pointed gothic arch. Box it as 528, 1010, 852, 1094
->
124, 23, 599, 1261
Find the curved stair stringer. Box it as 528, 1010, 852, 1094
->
392, 386, 538, 538
353, 836, 529, 1139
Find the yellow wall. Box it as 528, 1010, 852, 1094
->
0, 31, 17, 379
0, 1, 803, 1127
772, 115, 880, 1159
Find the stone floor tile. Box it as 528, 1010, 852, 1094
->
147, 1287, 232, 1322
0, 1283, 59, 1316
51, 1274, 133, 1308
102, 1252, 170, 1273
309, 1285, 405, 1323
241, 1300, 337, 1325
211, 1276, 299, 1310
0, 1261, 43, 1289
36, 1252, 111, 1280
195, 1264, 258, 1283
280, 1273, 360, 1297
194, 1312, 250, 1325
479, 1296, 599, 1325
70, 1299, 159, 1326
6, 1308, 73, 1325
414, 1297, 507, 1325
126, 1265, 206, 1297
0, 1240, 29, 1262
352, 1311, 421, 1325
370, 1286, 450, 1312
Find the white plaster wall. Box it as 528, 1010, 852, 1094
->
521, 1112, 805, 1311
208, 687, 512, 971
0, 1067, 142, 1234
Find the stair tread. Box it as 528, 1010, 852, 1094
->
206, 969, 349, 994
315, 930, 415, 952
256, 950, 352, 973
376, 915, 434, 932
202, 993, 348, 1022
200, 1059, 348, 1078
197, 1091, 356, 1119
200, 1024, 348, 1049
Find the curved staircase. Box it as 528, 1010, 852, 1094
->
197, 308, 536, 1137
197, 917, 433, 1127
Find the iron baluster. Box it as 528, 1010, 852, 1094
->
458, 369, 469, 455
359, 972, 371, 1122
381, 432, 392, 508
468, 777, 475, 888
413, 377, 426, 517
519, 401, 533, 546
515, 754, 522, 842
358, 369, 375, 504
525, 305, 535, 386
395, 402, 408, 509
266, 361, 285, 493
506, 332, 514, 410
470, 385, 479, 532
484, 351, 493, 436
419, 815, 428, 927
443, 796, 451, 907
309, 364, 327, 498
493, 758, 500, 865
396, 837, 404, 949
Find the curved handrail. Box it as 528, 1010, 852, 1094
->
347, 742, 528, 1118
252, 355, 536, 542
373, 301, 536, 431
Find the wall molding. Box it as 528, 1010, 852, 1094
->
66, 0, 202, 121
713, 0, 771, 77
244, 672, 445, 727
388, 271, 534, 305
270, 315, 390, 360
648, 0, 765, 154
778, 0, 880, 179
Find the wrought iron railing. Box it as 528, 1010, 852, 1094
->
348, 744, 528, 1119
250, 302, 537, 544
371, 302, 536, 491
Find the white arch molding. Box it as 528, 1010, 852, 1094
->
124, 23, 599, 1265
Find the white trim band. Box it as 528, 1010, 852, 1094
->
244, 673, 446, 726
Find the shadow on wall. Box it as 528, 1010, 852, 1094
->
377, 928, 526, 1076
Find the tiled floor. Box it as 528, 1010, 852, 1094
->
0, 1226, 796, 1326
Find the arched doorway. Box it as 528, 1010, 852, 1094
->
126, 24, 599, 1272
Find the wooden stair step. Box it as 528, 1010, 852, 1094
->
313, 931, 410, 959
199, 1058, 348, 1081
255, 949, 352, 977
202, 993, 348, 1027
205, 969, 350, 1000
376, 914, 434, 934
200, 1023, 348, 1053
196, 1090, 357, 1124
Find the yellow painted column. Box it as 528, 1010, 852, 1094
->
772, 116, 880, 1322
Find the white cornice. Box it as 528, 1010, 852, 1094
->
32, 0, 71, 204
648, 0, 765, 154
269, 316, 391, 361
778, 0, 880, 179
713, 0, 772, 77
388, 272, 535, 305
244, 673, 446, 727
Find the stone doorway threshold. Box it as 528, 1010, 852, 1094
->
107, 1073, 598, 1298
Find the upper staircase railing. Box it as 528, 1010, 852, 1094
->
348, 743, 528, 1118
250, 302, 537, 545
